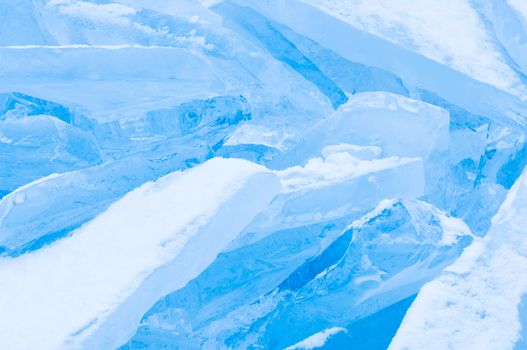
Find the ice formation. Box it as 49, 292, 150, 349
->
390, 170, 527, 350
1, 0, 527, 349
0, 158, 280, 349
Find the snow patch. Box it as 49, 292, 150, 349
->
277, 146, 420, 193
302, 0, 526, 98
390, 169, 527, 350
321, 143, 382, 160
285, 327, 346, 350
0, 158, 280, 350
349, 198, 398, 230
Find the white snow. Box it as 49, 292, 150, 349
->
302, 0, 527, 99
321, 143, 381, 160
0, 157, 280, 350
228, 150, 424, 250
285, 327, 347, 350
436, 212, 473, 246
348, 198, 398, 230
0, 134, 13, 144
390, 169, 527, 350
277, 145, 420, 193
403, 200, 473, 247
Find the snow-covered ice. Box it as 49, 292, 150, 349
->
284, 327, 347, 350
390, 169, 527, 350
1, 0, 527, 349
302, 0, 527, 99
0, 158, 280, 350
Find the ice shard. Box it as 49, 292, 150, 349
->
390, 169, 527, 350
1, 0, 527, 348
0, 158, 280, 350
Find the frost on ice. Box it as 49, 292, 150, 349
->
0, 158, 280, 350
1, 0, 527, 349
390, 169, 527, 350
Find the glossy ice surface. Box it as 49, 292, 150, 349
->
1, 1, 527, 349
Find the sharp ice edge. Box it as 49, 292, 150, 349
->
0, 158, 280, 350
1, 0, 527, 349
390, 168, 527, 350
301, 0, 527, 99
127, 197, 473, 349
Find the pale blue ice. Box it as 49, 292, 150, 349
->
1, 1, 527, 349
